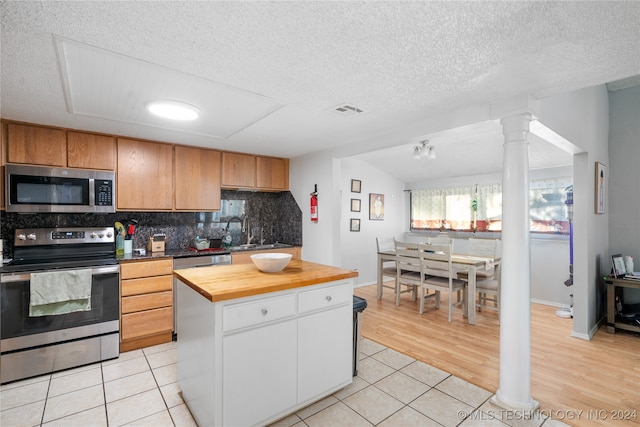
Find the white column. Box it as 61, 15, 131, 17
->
493, 113, 539, 411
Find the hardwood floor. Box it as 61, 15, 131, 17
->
354, 283, 640, 427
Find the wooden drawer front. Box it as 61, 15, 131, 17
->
121, 307, 173, 340
121, 259, 173, 279
122, 275, 172, 297
122, 291, 173, 314
223, 293, 296, 332
298, 283, 352, 314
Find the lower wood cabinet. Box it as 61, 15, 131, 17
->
120, 258, 173, 352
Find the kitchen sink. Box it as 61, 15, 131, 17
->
229, 243, 293, 251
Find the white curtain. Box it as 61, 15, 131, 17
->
477, 183, 502, 221
411, 178, 569, 232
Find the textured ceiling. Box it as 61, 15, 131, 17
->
1, 1, 639, 182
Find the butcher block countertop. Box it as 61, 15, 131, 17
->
173, 259, 358, 302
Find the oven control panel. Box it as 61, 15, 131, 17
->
14, 227, 116, 246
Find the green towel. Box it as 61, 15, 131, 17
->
29, 269, 92, 316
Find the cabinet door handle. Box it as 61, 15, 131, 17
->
261, 308, 268, 316
326, 296, 332, 302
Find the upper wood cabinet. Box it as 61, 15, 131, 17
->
6, 123, 66, 167
174, 146, 221, 211
222, 152, 289, 191
221, 152, 256, 188
256, 156, 289, 191
117, 138, 173, 211
5, 123, 116, 170
67, 131, 116, 170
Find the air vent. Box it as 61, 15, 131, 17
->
330, 103, 366, 117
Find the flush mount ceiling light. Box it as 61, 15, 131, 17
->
146, 100, 200, 121
412, 140, 436, 160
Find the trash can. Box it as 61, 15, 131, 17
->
352, 296, 367, 376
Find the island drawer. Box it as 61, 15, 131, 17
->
298, 282, 352, 314
223, 293, 296, 332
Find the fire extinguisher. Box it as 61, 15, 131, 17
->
310, 184, 318, 222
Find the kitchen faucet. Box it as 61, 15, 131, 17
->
224, 216, 243, 231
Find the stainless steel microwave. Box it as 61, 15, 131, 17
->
5, 164, 115, 213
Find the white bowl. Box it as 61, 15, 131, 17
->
250, 253, 292, 273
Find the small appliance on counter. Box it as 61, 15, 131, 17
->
147, 234, 166, 253
194, 237, 209, 250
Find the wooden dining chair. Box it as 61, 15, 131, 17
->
457, 238, 500, 315
418, 243, 467, 322
394, 241, 422, 305
376, 237, 398, 298
427, 235, 453, 247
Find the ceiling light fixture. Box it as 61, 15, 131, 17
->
146, 100, 200, 121
413, 140, 435, 160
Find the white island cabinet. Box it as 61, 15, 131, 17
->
174, 260, 357, 427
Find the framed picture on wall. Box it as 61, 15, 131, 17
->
350, 199, 361, 212
350, 218, 360, 232
595, 162, 606, 214
351, 179, 361, 193
369, 193, 384, 220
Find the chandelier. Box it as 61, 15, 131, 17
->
413, 140, 436, 160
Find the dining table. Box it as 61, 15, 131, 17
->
377, 249, 500, 325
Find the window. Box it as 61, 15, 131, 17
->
410, 178, 572, 234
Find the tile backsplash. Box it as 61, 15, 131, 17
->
0, 190, 302, 258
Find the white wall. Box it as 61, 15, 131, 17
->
538, 84, 610, 339
289, 151, 341, 267
608, 84, 640, 303
339, 158, 405, 286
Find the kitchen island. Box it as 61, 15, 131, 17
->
173, 260, 358, 427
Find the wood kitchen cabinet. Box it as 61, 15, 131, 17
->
5, 123, 116, 170
67, 131, 116, 170
222, 152, 289, 191
221, 152, 256, 188
117, 138, 173, 211
6, 123, 67, 167
120, 258, 174, 352
174, 145, 221, 211
256, 156, 289, 190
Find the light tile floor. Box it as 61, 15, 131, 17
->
0, 339, 567, 427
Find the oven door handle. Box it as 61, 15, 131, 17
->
1, 265, 120, 283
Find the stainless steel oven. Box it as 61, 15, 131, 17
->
0, 227, 120, 384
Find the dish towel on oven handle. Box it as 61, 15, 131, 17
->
29, 269, 92, 316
